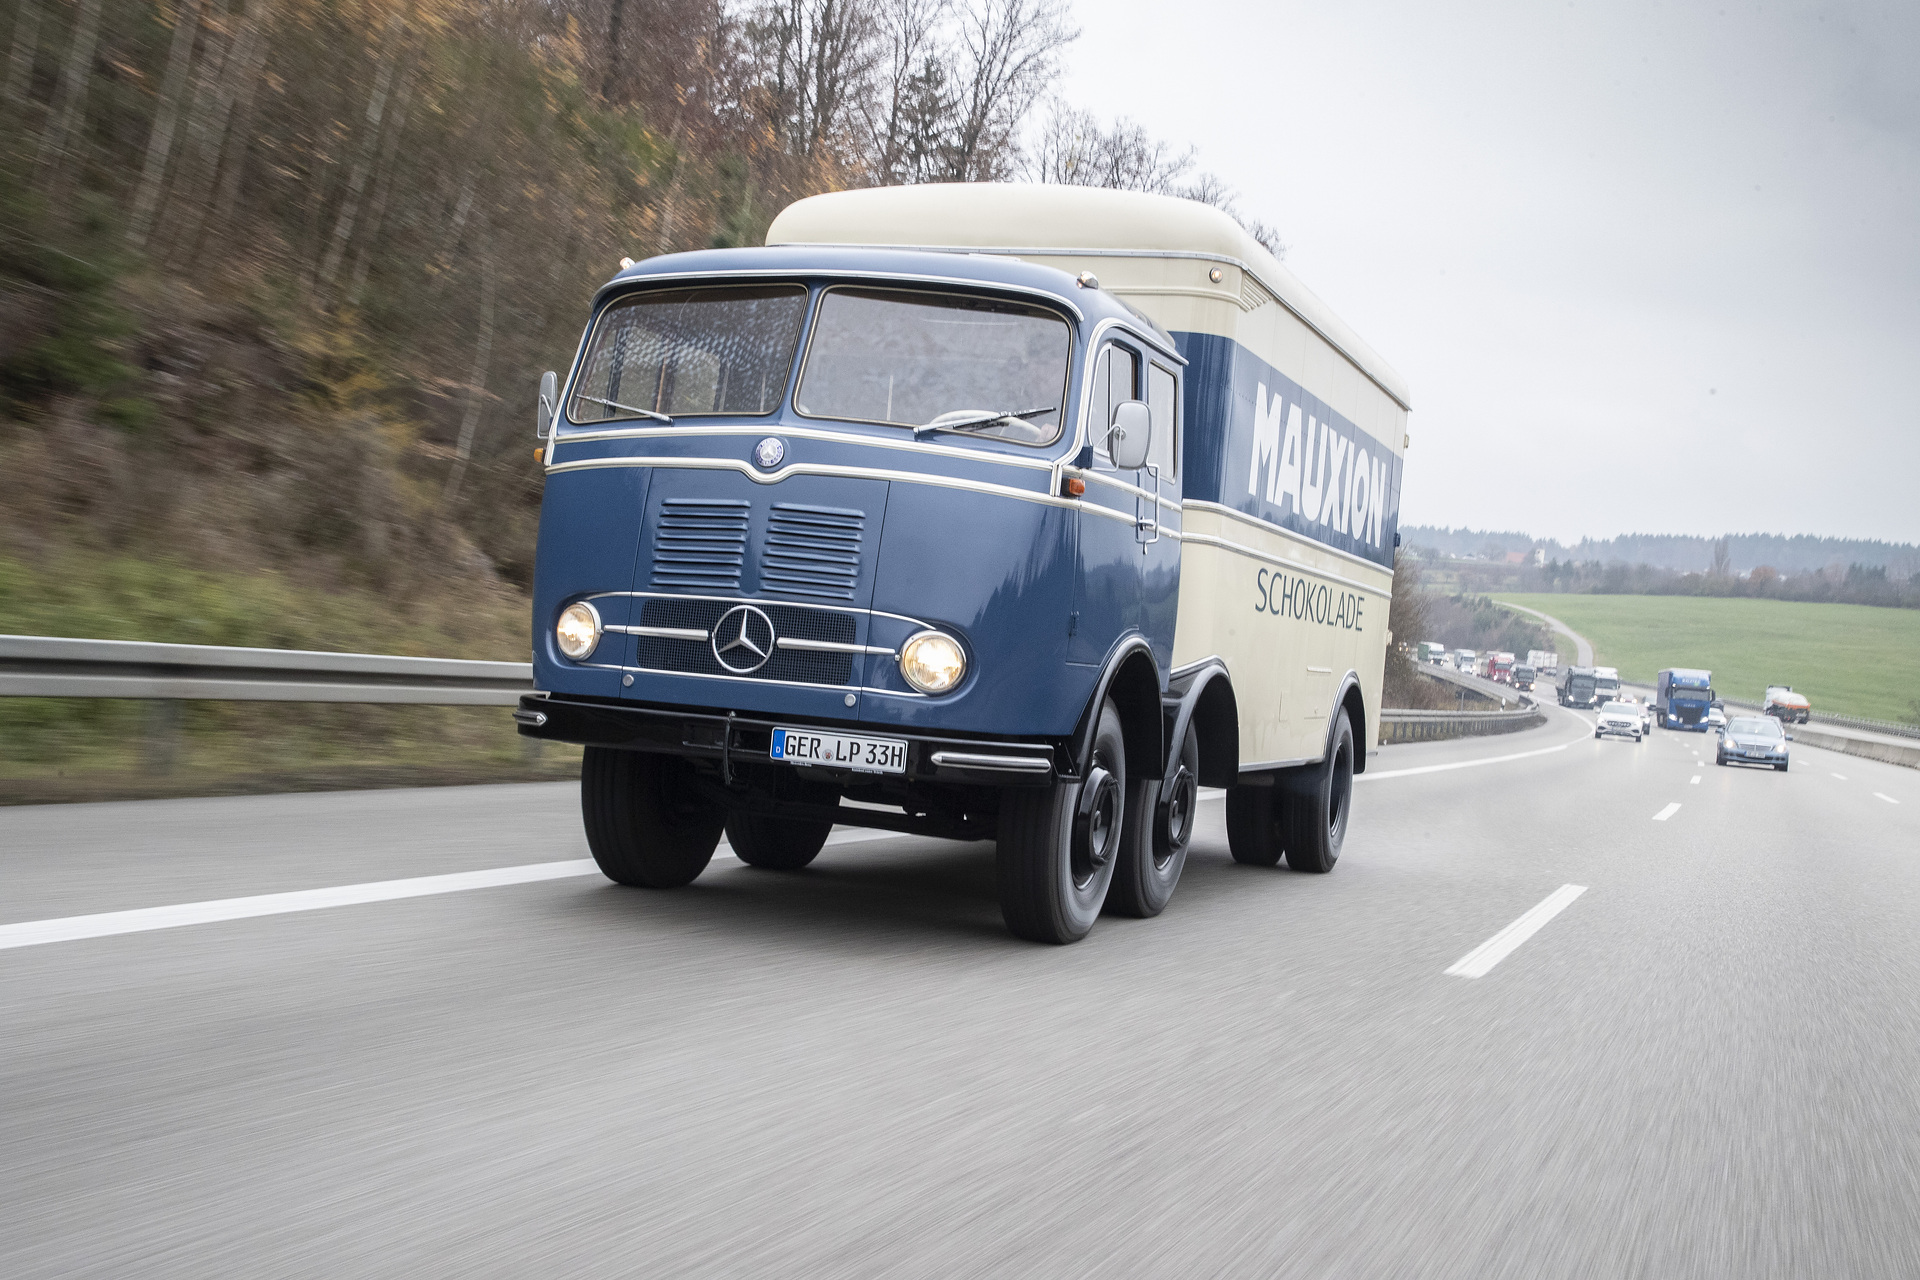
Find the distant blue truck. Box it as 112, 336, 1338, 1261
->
1656, 668, 1715, 730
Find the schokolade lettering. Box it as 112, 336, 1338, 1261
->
1253, 568, 1365, 630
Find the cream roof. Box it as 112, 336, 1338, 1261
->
766, 183, 1410, 411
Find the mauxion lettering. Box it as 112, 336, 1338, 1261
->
1253, 567, 1365, 631
1247, 383, 1388, 547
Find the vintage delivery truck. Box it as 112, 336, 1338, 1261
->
515, 185, 1410, 943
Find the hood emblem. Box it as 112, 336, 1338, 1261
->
712, 604, 776, 674
753, 436, 786, 470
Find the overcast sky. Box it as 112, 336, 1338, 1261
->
1053, 0, 1920, 545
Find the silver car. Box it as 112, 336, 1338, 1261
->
1595, 701, 1643, 742
1717, 715, 1790, 772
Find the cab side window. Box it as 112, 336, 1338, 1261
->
1092, 342, 1140, 469
1146, 363, 1178, 478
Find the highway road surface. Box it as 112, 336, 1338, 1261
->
3, 703, 1917, 1277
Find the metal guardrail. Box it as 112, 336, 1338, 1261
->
0, 635, 533, 705
1379, 705, 1545, 745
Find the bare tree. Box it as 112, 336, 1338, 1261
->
1026, 99, 1196, 192
944, 0, 1075, 180
746, 0, 881, 161
864, 0, 946, 180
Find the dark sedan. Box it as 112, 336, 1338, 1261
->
1716, 716, 1790, 772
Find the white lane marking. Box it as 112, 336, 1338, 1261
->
1446, 884, 1587, 978
0, 827, 908, 953
1690, 776, 1700, 785
1358, 727, 1594, 783
1876, 793, 1901, 805
1832, 773, 1848, 780
1653, 803, 1682, 821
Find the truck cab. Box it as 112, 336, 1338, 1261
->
1656, 667, 1715, 730
516, 186, 1409, 943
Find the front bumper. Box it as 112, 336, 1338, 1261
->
514, 692, 1062, 788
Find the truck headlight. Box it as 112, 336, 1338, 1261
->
555, 601, 602, 660
900, 631, 966, 693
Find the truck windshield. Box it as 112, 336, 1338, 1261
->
568, 285, 808, 423
796, 287, 1071, 445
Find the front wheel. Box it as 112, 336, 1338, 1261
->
581, 748, 726, 888
1108, 722, 1197, 918
996, 699, 1125, 943
724, 811, 831, 870
1286, 709, 1355, 874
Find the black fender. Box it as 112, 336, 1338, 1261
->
1068, 634, 1163, 782
1160, 657, 1239, 799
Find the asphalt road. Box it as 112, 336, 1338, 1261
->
3, 705, 1917, 1278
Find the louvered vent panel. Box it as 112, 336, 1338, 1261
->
1238, 273, 1272, 311
761, 503, 864, 601
650, 498, 749, 590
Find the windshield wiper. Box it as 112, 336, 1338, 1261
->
914, 405, 1056, 438
574, 394, 672, 425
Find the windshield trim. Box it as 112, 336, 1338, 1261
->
561, 282, 810, 427
792, 284, 1076, 447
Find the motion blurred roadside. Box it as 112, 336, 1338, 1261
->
0, 0, 1086, 802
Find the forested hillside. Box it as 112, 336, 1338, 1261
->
2, 0, 1272, 619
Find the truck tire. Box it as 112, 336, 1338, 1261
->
1108, 722, 1198, 918
1226, 785, 1287, 867
997, 699, 1124, 944
580, 747, 725, 888
724, 812, 832, 870
1284, 709, 1354, 874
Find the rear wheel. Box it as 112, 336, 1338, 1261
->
724, 812, 831, 870
1285, 709, 1354, 874
1226, 784, 1287, 867
1108, 722, 1197, 918
996, 700, 1124, 943
581, 748, 725, 888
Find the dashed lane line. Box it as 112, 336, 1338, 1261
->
1445, 885, 1588, 979
0, 828, 905, 953
1690, 776, 1700, 785
1653, 803, 1682, 821
1833, 773, 1849, 780
1877, 793, 1901, 805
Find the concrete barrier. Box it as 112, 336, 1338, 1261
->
1791, 726, 1920, 771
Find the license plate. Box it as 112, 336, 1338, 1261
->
770, 727, 908, 774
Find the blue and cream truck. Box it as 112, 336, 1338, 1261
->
515, 185, 1409, 943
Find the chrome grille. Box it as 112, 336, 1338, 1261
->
650, 499, 749, 590
631, 596, 856, 685
761, 503, 864, 601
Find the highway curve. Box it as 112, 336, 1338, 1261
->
3, 702, 1917, 1277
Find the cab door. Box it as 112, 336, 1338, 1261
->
1069, 339, 1145, 665
1139, 358, 1183, 672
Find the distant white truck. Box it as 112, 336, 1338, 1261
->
1764, 685, 1811, 724
1453, 649, 1476, 673
1417, 641, 1447, 665
1527, 649, 1560, 673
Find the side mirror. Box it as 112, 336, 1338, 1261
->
536, 370, 558, 438
1108, 400, 1151, 471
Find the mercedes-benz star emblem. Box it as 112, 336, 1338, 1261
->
753, 436, 786, 469
712, 604, 776, 674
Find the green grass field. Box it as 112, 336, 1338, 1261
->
1493, 594, 1920, 725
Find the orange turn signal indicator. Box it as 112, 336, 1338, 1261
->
1062, 476, 1086, 497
